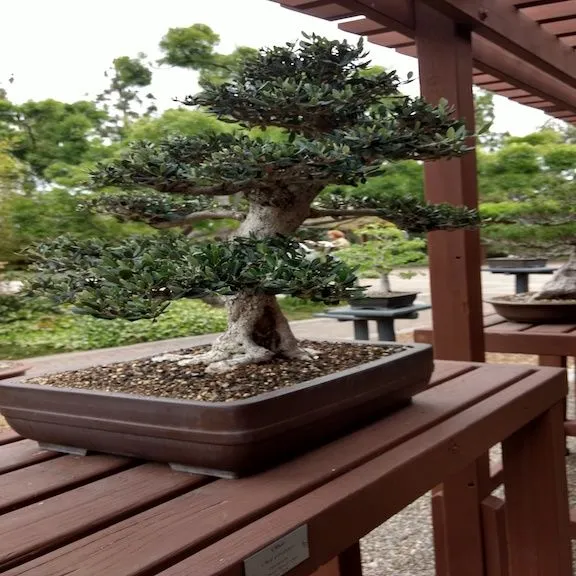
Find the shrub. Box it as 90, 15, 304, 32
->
0, 299, 228, 359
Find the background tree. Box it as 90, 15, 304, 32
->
473, 90, 506, 150
337, 223, 427, 293
479, 130, 576, 257
0, 98, 109, 187
158, 24, 258, 87
29, 34, 478, 373
96, 54, 156, 139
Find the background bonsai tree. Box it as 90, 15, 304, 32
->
28, 34, 479, 373
480, 196, 576, 301
337, 223, 427, 294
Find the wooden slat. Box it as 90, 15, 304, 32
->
4, 365, 534, 576
0, 428, 20, 446
543, 18, 576, 36
481, 81, 514, 91
515, 95, 548, 104
0, 454, 133, 514
502, 89, 531, 98
485, 332, 576, 356
483, 314, 507, 328
482, 496, 510, 576
0, 440, 59, 475
523, 324, 576, 334
522, 2, 576, 23
428, 361, 478, 388
474, 73, 500, 84
0, 463, 205, 571
283, 0, 360, 20
159, 368, 567, 576
338, 17, 387, 35
485, 321, 532, 333
369, 30, 413, 48
503, 402, 572, 575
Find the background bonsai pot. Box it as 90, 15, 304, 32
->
486, 296, 576, 324
0, 342, 432, 478
486, 257, 548, 270
0, 362, 29, 381
349, 291, 418, 309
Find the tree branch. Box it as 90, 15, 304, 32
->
308, 208, 383, 220
152, 179, 252, 197
153, 210, 245, 229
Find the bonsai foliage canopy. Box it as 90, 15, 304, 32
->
29, 34, 479, 372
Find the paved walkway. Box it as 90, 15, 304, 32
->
17, 267, 559, 379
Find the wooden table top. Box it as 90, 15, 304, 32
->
415, 313, 576, 356
0, 361, 567, 576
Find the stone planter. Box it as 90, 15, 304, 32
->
349, 292, 418, 310
0, 342, 432, 478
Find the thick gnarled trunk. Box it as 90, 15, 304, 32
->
379, 273, 392, 294
533, 248, 576, 301
154, 195, 319, 372
174, 293, 312, 373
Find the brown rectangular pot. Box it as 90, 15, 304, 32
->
0, 342, 432, 478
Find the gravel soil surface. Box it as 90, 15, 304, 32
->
25, 340, 404, 402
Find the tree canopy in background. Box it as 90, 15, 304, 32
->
0, 25, 574, 269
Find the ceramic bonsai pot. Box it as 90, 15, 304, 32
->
486, 257, 548, 270
0, 362, 29, 381
0, 342, 432, 478
349, 292, 418, 310
486, 296, 576, 324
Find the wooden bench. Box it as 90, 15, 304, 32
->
0, 361, 571, 576
415, 314, 576, 433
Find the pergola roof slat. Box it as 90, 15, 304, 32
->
421, 0, 576, 89
277, 0, 576, 124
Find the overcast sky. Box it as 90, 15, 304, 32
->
1, 0, 550, 135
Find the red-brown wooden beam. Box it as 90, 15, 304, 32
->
415, 4, 485, 363
283, 1, 576, 116
419, 0, 576, 89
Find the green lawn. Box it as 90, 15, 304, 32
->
0, 296, 328, 360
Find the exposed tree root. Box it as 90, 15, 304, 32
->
533, 248, 576, 301
151, 293, 315, 373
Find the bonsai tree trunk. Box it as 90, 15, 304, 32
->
164, 196, 318, 373
379, 272, 392, 294
533, 247, 576, 301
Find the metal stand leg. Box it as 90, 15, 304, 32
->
515, 273, 529, 294
353, 320, 369, 341
376, 319, 396, 342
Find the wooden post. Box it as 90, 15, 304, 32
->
538, 356, 568, 421
415, 2, 485, 363
415, 6, 487, 575
503, 402, 572, 575
482, 496, 510, 576
310, 544, 363, 576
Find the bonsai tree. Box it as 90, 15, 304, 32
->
28, 34, 479, 373
533, 243, 576, 301
480, 198, 576, 301
337, 223, 427, 294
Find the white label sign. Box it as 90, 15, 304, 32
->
244, 525, 310, 576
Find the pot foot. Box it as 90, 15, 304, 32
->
169, 462, 239, 479
38, 442, 88, 456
